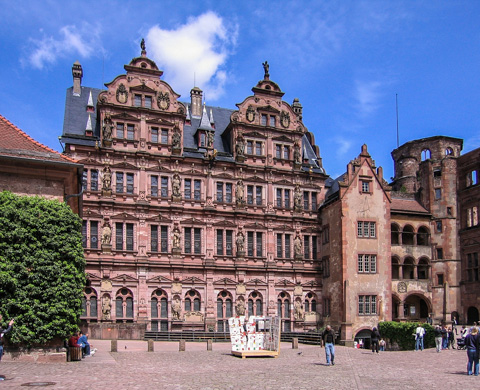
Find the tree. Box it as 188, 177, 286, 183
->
0, 191, 85, 346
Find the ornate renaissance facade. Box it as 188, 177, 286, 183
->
59, 42, 479, 344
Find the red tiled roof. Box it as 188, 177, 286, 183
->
0, 114, 77, 164
391, 198, 429, 214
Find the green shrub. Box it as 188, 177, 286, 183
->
0, 191, 86, 346
378, 321, 434, 350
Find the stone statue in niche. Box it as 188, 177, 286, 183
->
172, 174, 181, 197
294, 184, 302, 211
236, 180, 245, 205
294, 234, 302, 257
294, 300, 304, 320
172, 297, 182, 320
172, 227, 181, 249
102, 166, 112, 191
207, 131, 214, 148
235, 135, 245, 158
294, 144, 301, 165
101, 222, 112, 245
102, 295, 111, 320
236, 231, 245, 254
172, 129, 181, 149
102, 114, 113, 141
236, 298, 246, 316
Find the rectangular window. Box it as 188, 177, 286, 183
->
303, 191, 309, 210
90, 221, 98, 249
126, 173, 134, 194
284, 189, 290, 209
312, 235, 317, 260
437, 273, 444, 286
276, 234, 283, 258
82, 220, 87, 248
247, 141, 253, 154
115, 223, 123, 250
194, 180, 201, 200
276, 145, 281, 159
184, 227, 192, 254
361, 180, 370, 193
358, 254, 377, 273
151, 175, 158, 197
311, 192, 317, 210
359, 295, 377, 315
436, 221, 443, 233
160, 226, 168, 253
276, 189, 282, 207
437, 248, 443, 260
322, 257, 330, 278
217, 182, 224, 202
151, 127, 158, 143
151, 225, 158, 252
283, 146, 289, 160
256, 232, 263, 257
126, 223, 134, 251
161, 129, 168, 144
261, 114, 267, 126
116, 172, 124, 193
357, 221, 376, 238
256, 186, 262, 205
304, 236, 310, 259
285, 234, 291, 258
145, 96, 152, 109
127, 124, 135, 140
226, 230, 233, 256
255, 142, 262, 156
247, 185, 253, 204
134, 94, 142, 107
322, 226, 329, 244
226, 183, 232, 203
269, 116, 276, 127
435, 188, 441, 200
194, 228, 201, 254
91, 170, 98, 191
161, 177, 168, 197
184, 179, 192, 199
116, 123, 124, 139
247, 232, 254, 257
82, 170, 88, 191
217, 230, 224, 255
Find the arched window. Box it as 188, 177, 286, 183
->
277, 291, 291, 332
392, 257, 400, 280
421, 149, 431, 161
184, 290, 201, 312
81, 286, 98, 320
115, 288, 134, 322
403, 257, 415, 279
402, 225, 415, 245
151, 289, 168, 331
417, 226, 430, 246
216, 290, 233, 332
304, 292, 317, 312
445, 147, 453, 156
418, 257, 430, 280
391, 223, 400, 245
247, 291, 263, 317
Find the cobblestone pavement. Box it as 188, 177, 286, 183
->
0, 341, 478, 389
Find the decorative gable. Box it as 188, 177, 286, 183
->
213, 277, 237, 286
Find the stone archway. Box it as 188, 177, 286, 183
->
354, 329, 372, 349
403, 294, 431, 321
467, 306, 479, 325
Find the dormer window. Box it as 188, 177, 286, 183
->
199, 132, 206, 147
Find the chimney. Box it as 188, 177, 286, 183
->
72, 61, 83, 96
190, 86, 203, 118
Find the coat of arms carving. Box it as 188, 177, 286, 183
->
157, 92, 170, 110
281, 111, 290, 128
246, 105, 256, 123
116, 83, 128, 104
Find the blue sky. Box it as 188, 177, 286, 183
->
1, 1, 479, 179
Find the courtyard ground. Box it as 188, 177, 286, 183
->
0, 340, 477, 389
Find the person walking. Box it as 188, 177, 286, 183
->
322, 325, 336, 366
464, 326, 478, 376
371, 327, 380, 354
434, 325, 442, 353
415, 324, 425, 351
0, 317, 14, 381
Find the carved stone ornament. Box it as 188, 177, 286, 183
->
157, 92, 170, 110
171, 282, 182, 295
281, 111, 290, 128
116, 83, 128, 104
397, 281, 407, 293
246, 105, 256, 123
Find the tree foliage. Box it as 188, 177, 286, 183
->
378, 321, 434, 350
0, 191, 85, 346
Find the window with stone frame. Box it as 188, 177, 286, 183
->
248, 291, 263, 316
116, 288, 134, 320
275, 188, 291, 209
302, 191, 317, 211
217, 291, 233, 332
150, 175, 158, 197
116, 122, 124, 138
145, 95, 152, 109
246, 185, 263, 205
82, 220, 99, 249
193, 179, 201, 200
134, 94, 142, 107
304, 292, 317, 312
81, 287, 98, 319
322, 226, 330, 244
277, 292, 291, 320
247, 231, 263, 257
151, 289, 168, 331
322, 256, 330, 278
361, 180, 371, 193
151, 127, 159, 143
357, 221, 376, 238
358, 254, 377, 273
216, 182, 233, 203
358, 295, 377, 315
323, 297, 331, 316
275, 233, 291, 259
161, 128, 168, 144
183, 227, 202, 254
161, 176, 169, 197
466, 170, 478, 187
127, 124, 135, 140
184, 290, 201, 311
220, 229, 233, 256
435, 188, 442, 200
467, 206, 479, 227
115, 222, 134, 251
467, 253, 479, 282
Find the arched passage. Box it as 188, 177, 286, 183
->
354, 329, 372, 349
467, 306, 479, 325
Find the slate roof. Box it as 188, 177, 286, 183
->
0, 114, 78, 165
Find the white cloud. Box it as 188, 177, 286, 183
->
335, 136, 352, 158
25, 24, 102, 69
146, 12, 237, 101
353, 80, 384, 118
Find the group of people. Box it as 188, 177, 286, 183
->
68, 331, 96, 358
433, 324, 457, 352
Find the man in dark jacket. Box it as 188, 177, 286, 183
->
371, 327, 381, 353
0, 316, 14, 381
322, 325, 336, 366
